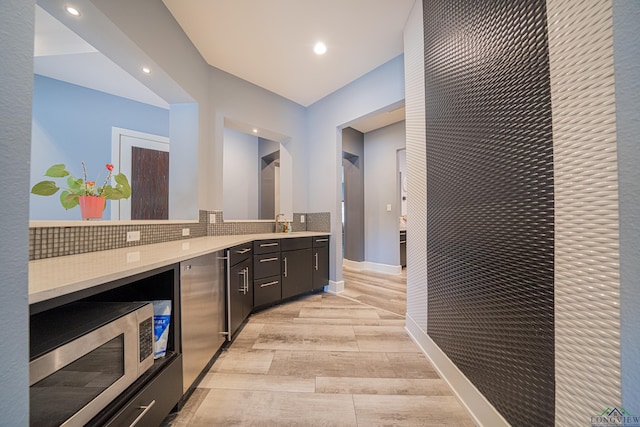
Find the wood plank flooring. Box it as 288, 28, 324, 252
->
162, 268, 475, 426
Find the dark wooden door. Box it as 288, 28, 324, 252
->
131, 147, 169, 220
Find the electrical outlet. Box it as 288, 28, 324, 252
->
300, 215, 305, 223
182, 228, 190, 236
126, 231, 140, 242
210, 213, 216, 224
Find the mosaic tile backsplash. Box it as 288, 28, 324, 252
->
29, 211, 330, 260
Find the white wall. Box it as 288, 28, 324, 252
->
307, 55, 406, 285
223, 128, 260, 220
364, 121, 406, 267
0, 0, 32, 423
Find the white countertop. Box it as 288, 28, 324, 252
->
29, 232, 329, 305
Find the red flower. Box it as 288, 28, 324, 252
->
106, 164, 114, 171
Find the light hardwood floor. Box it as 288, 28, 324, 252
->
162, 267, 475, 426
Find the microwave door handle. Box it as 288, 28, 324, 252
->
129, 399, 156, 427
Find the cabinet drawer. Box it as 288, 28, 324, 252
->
254, 276, 282, 307
254, 253, 281, 279
253, 239, 281, 254
312, 236, 330, 247
229, 243, 253, 266
280, 237, 312, 251
102, 354, 183, 427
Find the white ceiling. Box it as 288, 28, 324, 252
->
162, 0, 414, 108
34, 1, 413, 130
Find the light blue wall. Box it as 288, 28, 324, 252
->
223, 128, 260, 219
0, 0, 32, 423
613, 0, 640, 411
364, 121, 406, 266
30, 75, 169, 220
307, 55, 405, 283
169, 103, 199, 219
209, 67, 306, 217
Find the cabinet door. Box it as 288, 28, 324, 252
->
312, 245, 329, 291
281, 249, 312, 299
254, 252, 281, 280
228, 260, 249, 339
254, 275, 282, 307
241, 258, 253, 320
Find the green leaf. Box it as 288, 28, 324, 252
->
44, 164, 70, 178
66, 176, 84, 194
60, 191, 80, 210
114, 173, 131, 199
31, 181, 59, 196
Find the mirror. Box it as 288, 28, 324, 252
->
30, 2, 198, 221
223, 118, 291, 220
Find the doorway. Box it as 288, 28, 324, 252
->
111, 127, 170, 220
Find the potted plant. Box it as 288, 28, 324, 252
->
31, 161, 131, 219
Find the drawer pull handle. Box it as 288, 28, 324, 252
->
237, 248, 251, 254
260, 242, 279, 247
130, 400, 156, 427
259, 257, 279, 263
260, 280, 279, 288
283, 257, 288, 277
315, 238, 329, 242
315, 252, 319, 270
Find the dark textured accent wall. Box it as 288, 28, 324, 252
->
423, 1, 554, 426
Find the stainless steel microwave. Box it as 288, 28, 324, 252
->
29, 301, 155, 427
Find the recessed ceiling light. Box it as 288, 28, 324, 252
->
65, 6, 80, 16
252, 129, 258, 133
142, 67, 151, 74
314, 42, 327, 55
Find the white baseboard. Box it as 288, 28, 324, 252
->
405, 314, 510, 427
326, 280, 344, 294
343, 258, 402, 275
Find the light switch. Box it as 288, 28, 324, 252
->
386, 204, 392, 212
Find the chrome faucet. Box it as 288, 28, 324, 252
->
275, 213, 286, 233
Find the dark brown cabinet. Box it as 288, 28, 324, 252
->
227, 243, 253, 340
253, 239, 282, 308
252, 235, 329, 307
312, 237, 330, 291
281, 237, 313, 299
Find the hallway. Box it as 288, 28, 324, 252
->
163, 269, 475, 426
